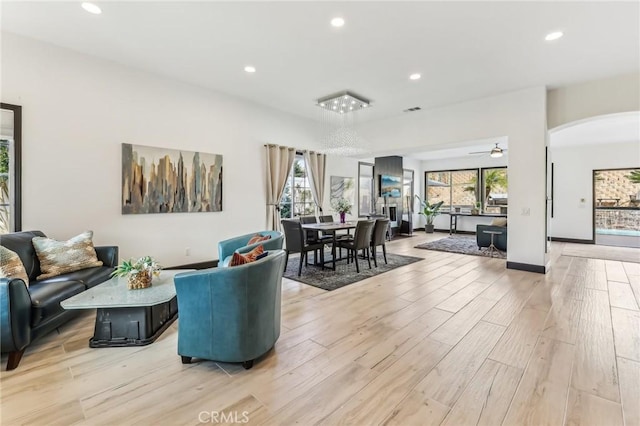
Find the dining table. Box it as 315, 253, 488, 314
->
300, 221, 357, 271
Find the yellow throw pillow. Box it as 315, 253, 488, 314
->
32, 231, 103, 280
0, 246, 29, 286
491, 218, 507, 227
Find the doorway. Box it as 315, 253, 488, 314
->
593, 168, 640, 248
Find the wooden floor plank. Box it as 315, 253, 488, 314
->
608, 281, 640, 311
502, 337, 575, 426
541, 296, 582, 344
611, 307, 640, 361
429, 297, 498, 346
617, 357, 640, 426
489, 307, 548, 369
571, 289, 620, 403
381, 391, 450, 426
440, 359, 522, 426
564, 388, 624, 426
605, 260, 630, 283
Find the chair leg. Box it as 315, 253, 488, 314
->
284, 251, 289, 271
242, 360, 254, 370
305, 251, 308, 266
320, 247, 325, 270
298, 252, 304, 276
372, 246, 378, 267
6, 349, 25, 370
366, 248, 372, 269
354, 251, 360, 273
382, 244, 388, 264
181, 356, 192, 364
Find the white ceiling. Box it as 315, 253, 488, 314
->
2, 1, 638, 123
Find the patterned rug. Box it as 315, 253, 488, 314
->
414, 235, 507, 259
283, 250, 423, 291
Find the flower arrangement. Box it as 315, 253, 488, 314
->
112, 256, 161, 289
331, 197, 352, 214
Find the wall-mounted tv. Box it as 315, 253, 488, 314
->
380, 175, 402, 198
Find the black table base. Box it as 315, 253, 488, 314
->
89, 296, 178, 348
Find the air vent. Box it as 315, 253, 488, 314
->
403, 107, 422, 112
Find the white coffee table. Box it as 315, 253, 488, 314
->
61, 270, 190, 348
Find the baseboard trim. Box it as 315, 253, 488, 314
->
507, 261, 546, 274
549, 237, 594, 244
167, 260, 218, 270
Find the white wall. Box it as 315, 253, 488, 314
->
547, 72, 640, 129
550, 141, 640, 240
419, 155, 509, 232
358, 88, 548, 268
2, 33, 321, 265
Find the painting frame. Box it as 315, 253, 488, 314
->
330, 176, 355, 203
380, 175, 402, 198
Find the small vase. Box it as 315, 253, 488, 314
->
339, 212, 346, 223
128, 271, 152, 290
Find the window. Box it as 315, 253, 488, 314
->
279, 155, 315, 218
482, 167, 508, 213
358, 162, 374, 216
426, 169, 478, 210
0, 104, 21, 234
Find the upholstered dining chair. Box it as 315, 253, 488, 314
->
335, 220, 375, 273
319, 215, 334, 223
370, 218, 390, 267
281, 219, 326, 276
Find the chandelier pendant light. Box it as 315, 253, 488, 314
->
316, 91, 372, 156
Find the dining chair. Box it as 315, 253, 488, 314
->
370, 218, 390, 267
319, 215, 334, 223
281, 219, 326, 276
335, 220, 375, 273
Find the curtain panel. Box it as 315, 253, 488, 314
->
303, 151, 326, 215
265, 144, 296, 231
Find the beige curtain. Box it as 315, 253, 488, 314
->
304, 151, 326, 215
265, 144, 296, 231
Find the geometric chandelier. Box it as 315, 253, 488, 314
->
316, 90, 372, 156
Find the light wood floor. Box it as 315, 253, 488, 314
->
1, 236, 639, 425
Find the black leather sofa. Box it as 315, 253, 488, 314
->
476, 224, 507, 251
0, 230, 118, 370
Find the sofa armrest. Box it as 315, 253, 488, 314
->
0, 278, 32, 353
95, 246, 119, 268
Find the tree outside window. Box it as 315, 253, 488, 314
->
280, 156, 315, 218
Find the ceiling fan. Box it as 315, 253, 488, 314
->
468, 143, 507, 158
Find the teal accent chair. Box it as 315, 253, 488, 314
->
218, 231, 283, 267
174, 250, 286, 369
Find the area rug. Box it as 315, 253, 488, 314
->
283, 250, 423, 291
414, 235, 506, 259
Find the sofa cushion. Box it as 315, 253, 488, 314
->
37, 266, 114, 289
248, 234, 272, 245
0, 246, 30, 286
28, 280, 85, 327
229, 245, 264, 267
491, 218, 507, 227
0, 230, 46, 281
32, 231, 103, 280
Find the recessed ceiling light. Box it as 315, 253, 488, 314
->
331, 17, 345, 27
244, 66, 256, 73
545, 31, 564, 41
409, 73, 421, 80
81, 2, 102, 14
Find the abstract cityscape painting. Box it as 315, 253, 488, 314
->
122, 143, 223, 214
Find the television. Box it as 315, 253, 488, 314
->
380, 175, 402, 198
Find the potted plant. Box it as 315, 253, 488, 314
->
471, 201, 481, 215
331, 197, 352, 223
415, 195, 444, 233
112, 256, 162, 290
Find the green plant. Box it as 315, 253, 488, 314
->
331, 197, 352, 214
111, 256, 161, 278
415, 195, 444, 225
626, 169, 640, 184
464, 170, 508, 206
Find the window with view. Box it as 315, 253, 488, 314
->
279, 156, 315, 218
482, 167, 508, 213
426, 169, 478, 210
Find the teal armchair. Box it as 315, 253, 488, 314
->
218, 231, 283, 267
174, 250, 286, 369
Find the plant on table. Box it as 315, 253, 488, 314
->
112, 256, 162, 290
415, 195, 444, 233
331, 197, 352, 223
